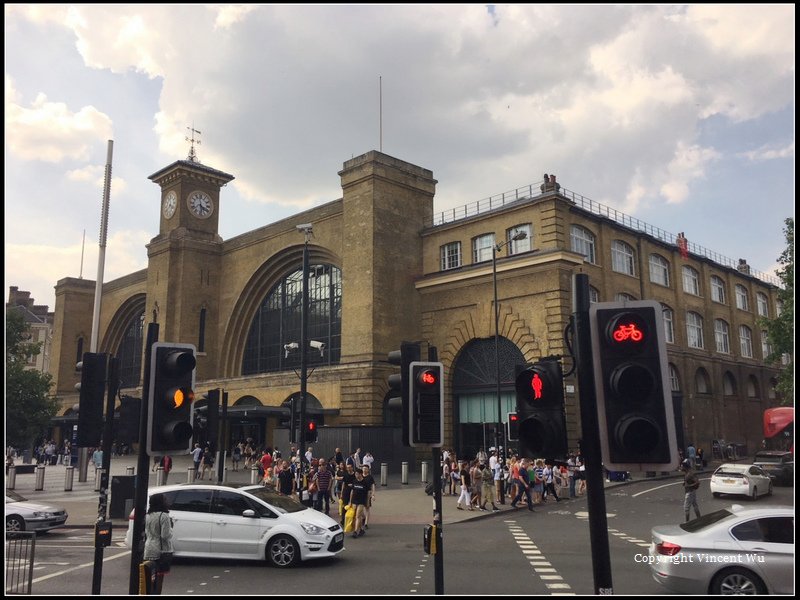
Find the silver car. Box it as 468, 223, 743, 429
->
710, 463, 773, 500
5, 490, 69, 533
649, 505, 794, 594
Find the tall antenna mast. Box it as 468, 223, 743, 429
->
79, 229, 86, 278
186, 124, 202, 163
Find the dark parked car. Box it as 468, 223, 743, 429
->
752, 451, 793, 486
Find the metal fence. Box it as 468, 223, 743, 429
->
5, 531, 36, 594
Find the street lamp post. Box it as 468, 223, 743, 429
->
493, 230, 527, 467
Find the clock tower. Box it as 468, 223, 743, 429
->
145, 149, 234, 376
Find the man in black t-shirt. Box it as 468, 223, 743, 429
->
277, 460, 295, 496
360, 465, 376, 529
340, 463, 356, 526
349, 470, 369, 538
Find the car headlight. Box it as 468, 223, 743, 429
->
299, 522, 326, 535
32, 511, 55, 518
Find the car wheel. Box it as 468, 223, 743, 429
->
710, 567, 766, 595
267, 534, 300, 568
6, 515, 26, 532
750, 487, 758, 501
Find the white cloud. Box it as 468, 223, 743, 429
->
660, 143, 721, 204
739, 142, 795, 163
5, 79, 113, 162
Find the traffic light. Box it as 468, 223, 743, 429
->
409, 361, 444, 447
515, 357, 567, 459
589, 300, 679, 471
387, 342, 420, 447
507, 412, 519, 441
306, 420, 318, 443
76, 352, 108, 447
147, 342, 196, 456
117, 396, 142, 445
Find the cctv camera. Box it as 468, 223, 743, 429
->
296, 223, 313, 232
284, 342, 299, 358
309, 340, 325, 357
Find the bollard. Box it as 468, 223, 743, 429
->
35, 464, 46, 490
126, 466, 135, 476
94, 468, 105, 491
187, 466, 195, 483
223, 467, 228, 483
7, 466, 16, 490
401, 461, 409, 485
380, 462, 388, 487
65, 466, 75, 491
251, 466, 261, 485
421, 461, 429, 484
156, 466, 165, 486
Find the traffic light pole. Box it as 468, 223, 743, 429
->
298, 227, 310, 466
128, 323, 159, 595
572, 273, 613, 594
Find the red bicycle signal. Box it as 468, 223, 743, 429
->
612, 323, 644, 343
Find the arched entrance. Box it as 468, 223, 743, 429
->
451, 337, 525, 459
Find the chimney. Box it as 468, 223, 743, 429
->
540, 173, 561, 193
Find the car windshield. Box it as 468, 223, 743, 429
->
754, 454, 785, 464
715, 465, 747, 476
680, 508, 734, 532
6, 490, 27, 502
244, 487, 307, 514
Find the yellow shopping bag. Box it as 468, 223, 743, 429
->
344, 504, 356, 533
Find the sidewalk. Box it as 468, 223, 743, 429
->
6, 454, 709, 530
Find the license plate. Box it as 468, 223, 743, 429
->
334, 533, 343, 543
723, 479, 736, 484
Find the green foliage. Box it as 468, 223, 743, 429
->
759, 218, 794, 403
6, 310, 57, 448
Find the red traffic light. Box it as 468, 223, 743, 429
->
607, 313, 647, 347
530, 372, 543, 399
509, 413, 519, 422
308, 422, 316, 431
417, 369, 438, 387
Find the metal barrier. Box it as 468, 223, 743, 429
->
156, 466, 165, 486
7, 465, 16, 490
126, 466, 135, 476
64, 466, 75, 491
5, 531, 36, 594
380, 463, 388, 487
421, 461, 429, 483
187, 466, 195, 483
250, 466, 261, 484
34, 465, 46, 491
401, 462, 409, 485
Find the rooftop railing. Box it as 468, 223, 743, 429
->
429, 181, 781, 287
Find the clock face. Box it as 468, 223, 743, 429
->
162, 191, 177, 219
187, 191, 214, 219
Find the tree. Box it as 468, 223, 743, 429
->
760, 217, 794, 404
6, 310, 57, 449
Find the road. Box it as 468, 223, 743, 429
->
18, 478, 793, 595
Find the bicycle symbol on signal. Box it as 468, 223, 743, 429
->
613, 323, 643, 342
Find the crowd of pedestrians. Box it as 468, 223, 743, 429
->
442, 447, 587, 512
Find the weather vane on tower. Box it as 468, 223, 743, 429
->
186, 125, 202, 163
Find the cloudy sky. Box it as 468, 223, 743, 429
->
5, 4, 795, 311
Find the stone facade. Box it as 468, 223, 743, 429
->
47, 151, 783, 457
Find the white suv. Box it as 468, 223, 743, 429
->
125, 483, 344, 567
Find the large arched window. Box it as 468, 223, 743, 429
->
242, 264, 342, 374
117, 311, 145, 388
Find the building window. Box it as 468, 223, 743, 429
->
649, 254, 670, 287
570, 225, 596, 264
589, 286, 600, 303
739, 325, 753, 358
695, 368, 711, 394
682, 266, 700, 296
735, 285, 749, 311
687, 311, 704, 349
747, 375, 759, 398
723, 372, 737, 396
198, 308, 206, 353
440, 242, 462, 270
761, 330, 772, 360
507, 224, 532, 255
714, 319, 730, 354
710, 276, 726, 304
472, 233, 495, 263
756, 292, 769, 317
615, 292, 636, 302
611, 240, 636, 276
669, 364, 681, 392
662, 305, 675, 344
243, 263, 342, 375
117, 312, 145, 388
